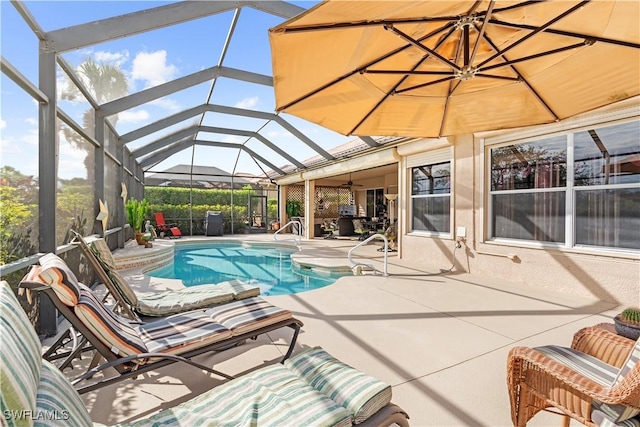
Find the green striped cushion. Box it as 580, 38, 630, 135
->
536, 345, 640, 422
614, 337, 640, 385
137, 311, 232, 354
37, 253, 81, 307
216, 279, 261, 300
535, 346, 618, 385
122, 364, 352, 427
134, 286, 234, 317
0, 281, 42, 427
35, 361, 92, 427
594, 401, 640, 424
74, 289, 148, 359
207, 297, 293, 335
90, 238, 118, 271
107, 269, 139, 307
592, 410, 640, 427
285, 347, 392, 424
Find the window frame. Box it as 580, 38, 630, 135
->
483, 108, 640, 255
409, 160, 453, 237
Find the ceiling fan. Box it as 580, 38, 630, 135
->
340, 173, 362, 188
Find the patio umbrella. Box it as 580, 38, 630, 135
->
269, 1, 640, 138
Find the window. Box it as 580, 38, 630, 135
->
489, 120, 640, 250
411, 161, 451, 233
366, 188, 385, 218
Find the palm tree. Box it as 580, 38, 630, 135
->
61, 57, 129, 141
59, 57, 129, 240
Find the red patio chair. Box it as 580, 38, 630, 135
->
155, 212, 182, 238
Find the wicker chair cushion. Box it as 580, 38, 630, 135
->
124, 363, 353, 427
134, 285, 233, 317
534, 345, 618, 385
285, 346, 392, 424
592, 409, 640, 427
536, 345, 640, 422
37, 253, 82, 306
0, 281, 42, 426
614, 337, 640, 385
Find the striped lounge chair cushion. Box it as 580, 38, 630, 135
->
137, 310, 232, 354
536, 345, 640, 423
123, 364, 353, 427
285, 347, 392, 424
36, 361, 93, 427
90, 238, 118, 271
134, 286, 234, 317
207, 297, 293, 335
37, 253, 82, 306
74, 289, 148, 359
0, 281, 43, 426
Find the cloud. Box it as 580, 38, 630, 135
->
93, 50, 129, 67
118, 110, 150, 124
0, 118, 5, 129
148, 97, 181, 111
131, 51, 178, 87
266, 130, 293, 139
24, 118, 37, 126
235, 96, 259, 110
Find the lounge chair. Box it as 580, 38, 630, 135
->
507, 325, 640, 426
154, 212, 182, 238
19, 253, 303, 394
71, 231, 260, 319
1, 279, 409, 426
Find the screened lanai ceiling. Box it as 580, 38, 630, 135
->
2, 1, 403, 182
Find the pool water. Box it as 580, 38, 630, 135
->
148, 243, 344, 296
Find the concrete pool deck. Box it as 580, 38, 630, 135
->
61, 234, 622, 426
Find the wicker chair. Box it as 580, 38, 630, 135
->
507, 326, 640, 426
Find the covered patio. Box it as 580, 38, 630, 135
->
1, 1, 639, 426
58, 235, 620, 426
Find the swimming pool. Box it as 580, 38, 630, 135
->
148, 242, 345, 296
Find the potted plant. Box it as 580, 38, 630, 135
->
125, 198, 150, 245
286, 200, 303, 235
614, 307, 640, 340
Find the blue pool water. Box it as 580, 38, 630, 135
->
148, 243, 344, 296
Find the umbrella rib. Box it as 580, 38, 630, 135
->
440, 29, 467, 136
278, 22, 455, 111
480, 41, 591, 72
277, 16, 461, 33
387, 26, 461, 72
349, 57, 429, 135
365, 70, 452, 76
479, 29, 559, 121
489, 19, 640, 50
395, 76, 457, 95
350, 24, 459, 134
474, 74, 521, 82
477, 0, 590, 69
469, 0, 495, 65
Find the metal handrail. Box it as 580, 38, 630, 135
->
348, 233, 389, 276
273, 220, 304, 246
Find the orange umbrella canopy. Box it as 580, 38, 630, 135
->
269, 1, 640, 138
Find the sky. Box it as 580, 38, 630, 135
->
0, 1, 354, 180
